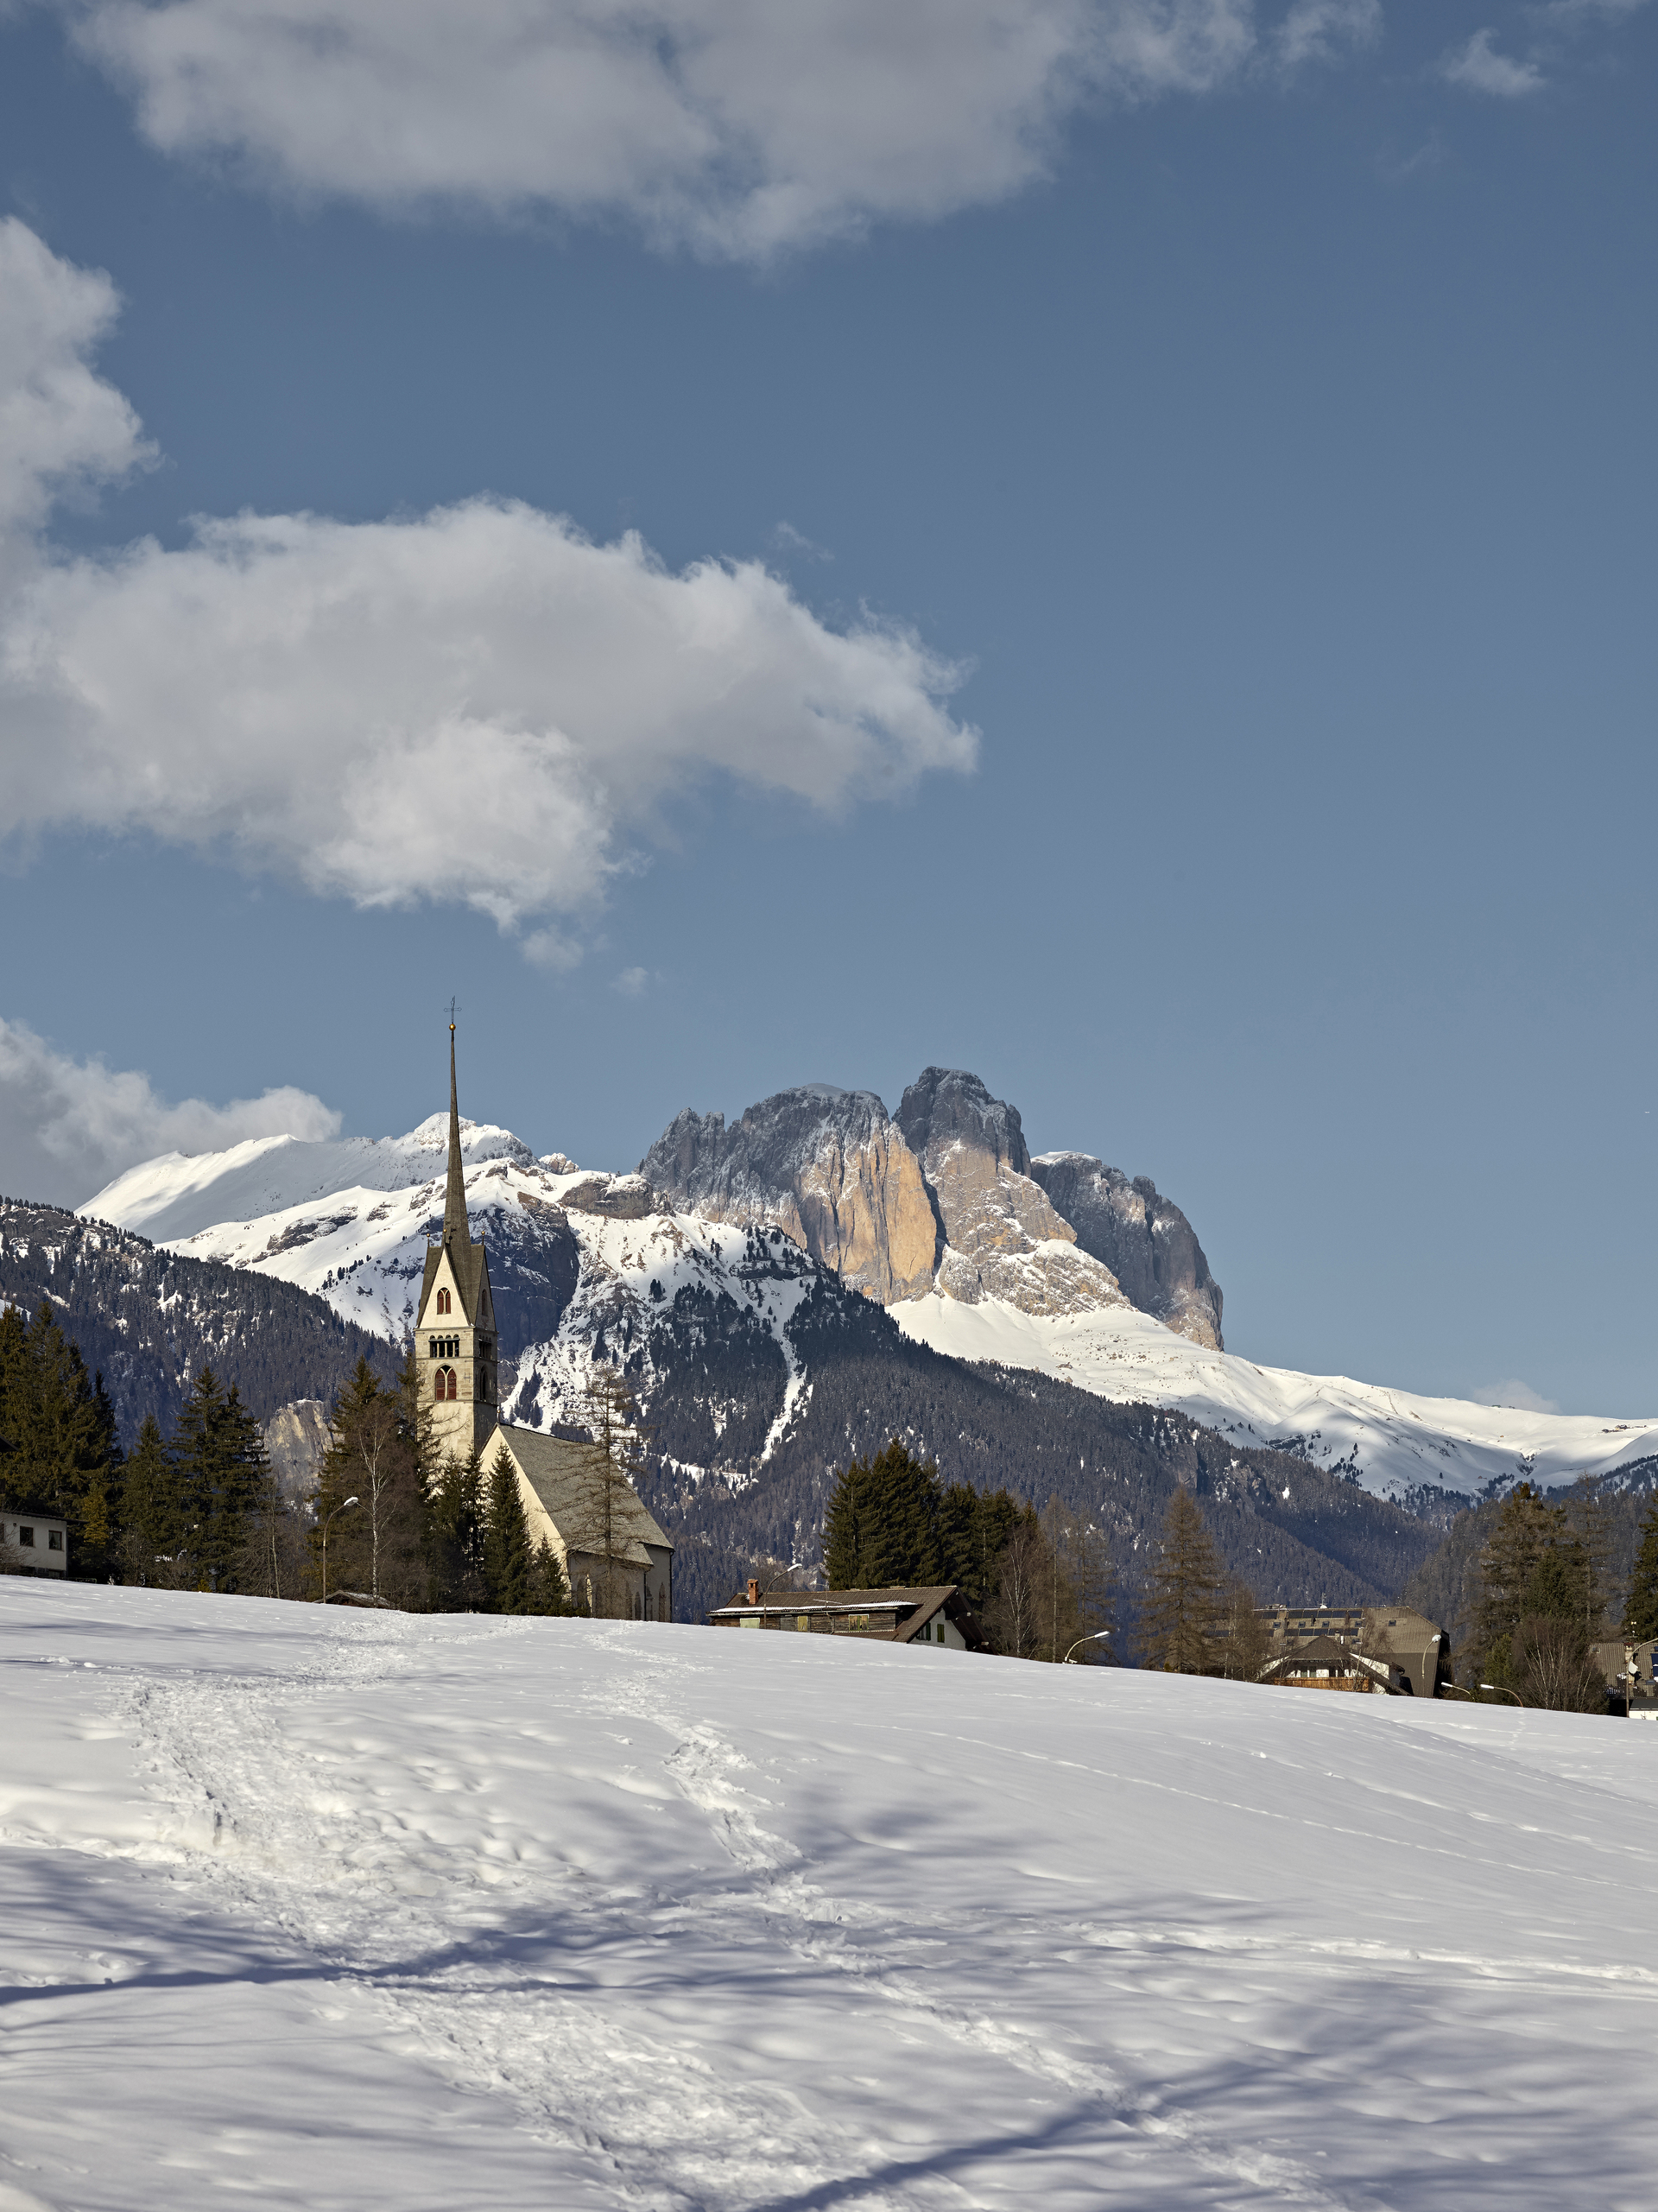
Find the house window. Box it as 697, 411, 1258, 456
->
19, 1525, 35, 1546
437, 1289, 451, 1315
48, 1531, 63, 1551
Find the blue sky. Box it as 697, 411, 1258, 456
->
0, 0, 1652, 1413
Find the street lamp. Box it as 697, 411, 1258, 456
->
1062, 1630, 1112, 1664
1480, 1682, 1523, 1708
320, 1496, 359, 1604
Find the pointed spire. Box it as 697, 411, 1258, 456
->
443, 1020, 470, 1248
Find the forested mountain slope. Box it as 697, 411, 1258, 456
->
0, 1200, 398, 1442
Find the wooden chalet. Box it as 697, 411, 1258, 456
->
709, 1581, 987, 1650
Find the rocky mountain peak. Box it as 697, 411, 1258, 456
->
640, 1087, 938, 1303
642, 1068, 1219, 1338
896, 1068, 1031, 1178
1028, 1152, 1224, 1350
895, 1068, 1127, 1315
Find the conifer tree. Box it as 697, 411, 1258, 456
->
118, 1415, 182, 1581
0, 1300, 123, 1576
1472, 1482, 1567, 1689
527, 1534, 569, 1617
1141, 1489, 1227, 1673
824, 1438, 944, 1589
1625, 1496, 1658, 1641
484, 1446, 532, 1613
427, 1449, 486, 1610
1566, 1472, 1617, 1638
172, 1366, 269, 1590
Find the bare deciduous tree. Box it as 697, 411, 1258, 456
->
568, 1366, 655, 1619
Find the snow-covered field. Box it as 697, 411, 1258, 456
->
6, 1581, 1657, 2210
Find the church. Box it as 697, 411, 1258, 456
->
415, 1024, 674, 1622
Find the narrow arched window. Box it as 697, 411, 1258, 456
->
446, 1367, 458, 1401
436, 1289, 451, 1315
433, 1369, 445, 1403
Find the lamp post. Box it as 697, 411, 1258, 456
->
1480, 1682, 1523, 1708
320, 1496, 359, 1604
1062, 1630, 1112, 1664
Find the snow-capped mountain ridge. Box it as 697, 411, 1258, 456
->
84, 1116, 546, 1245
78, 1106, 1658, 1508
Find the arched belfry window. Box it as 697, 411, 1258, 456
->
433, 1366, 457, 1402
436, 1288, 451, 1315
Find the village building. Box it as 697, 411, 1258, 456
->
414, 1024, 672, 1621
1, 1512, 66, 1575
1256, 1603, 1452, 1697
709, 1581, 987, 1649
1258, 1634, 1415, 1694
1592, 1637, 1658, 1714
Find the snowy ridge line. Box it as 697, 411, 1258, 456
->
891, 1292, 1658, 1504
79, 1116, 1658, 1507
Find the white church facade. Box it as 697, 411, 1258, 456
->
414, 1025, 673, 1622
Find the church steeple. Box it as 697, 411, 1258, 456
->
443, 1019, 470, 1248
417, 1012, 497, 1465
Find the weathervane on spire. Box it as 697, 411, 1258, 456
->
446, 996, 461, 1033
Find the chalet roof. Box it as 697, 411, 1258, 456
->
488, 1423, 673, 1566
708, 1584, 987, 1648
1259, 1636, 1406, 1691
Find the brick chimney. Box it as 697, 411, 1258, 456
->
747, 1579, 760, 1605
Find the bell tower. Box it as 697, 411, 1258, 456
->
414, 1017, 498, 1466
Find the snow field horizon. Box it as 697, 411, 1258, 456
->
5, 1580, 1657, 2209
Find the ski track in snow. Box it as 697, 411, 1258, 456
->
7, 1585, 1658, 2209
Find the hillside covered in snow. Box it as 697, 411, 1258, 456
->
6, 1579, 1656, 2210
83, 1088, 1657, 1512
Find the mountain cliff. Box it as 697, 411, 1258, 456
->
1028, 1152, 1223, 1349
895, 1068, 1130, 1317
641, 1087, 938, 1302
643, 1068, 1156, 1327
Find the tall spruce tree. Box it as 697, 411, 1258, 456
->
824, 1438, 944, 1588
527, 1534, 569, 1617
1472, 1482, 1567, 1689
172, 1366, 269, 1590
484, 1446, 533, 1614
0, 1300, 123, 1577
1626, 1496, 1658, 1641
118, 1415, 183, 1581
427, 1448, 486, 1611
1140, 1489, 1227, 1673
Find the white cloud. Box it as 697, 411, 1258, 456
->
61, 0, 1338, 260
0, 1016, 340, 1207
1470, 1378, 1562, 1416
0, 219, 152, 548
1271, 0, 1380, 73
0, 225, 977, 947
613, 966, 650, 997
1439, 27, 1546, 93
